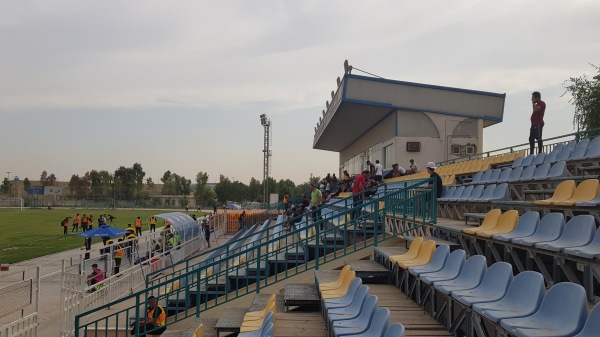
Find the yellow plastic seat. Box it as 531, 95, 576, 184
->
534, 180, 576, 206
463, 209, 502, 235
477, 210, 519, 238
192, 323, 203, 337
552, 179, 600, 206
245, 294, 276, 318
321, 270, 356, 299
398, 240, 437, 269
243, 302, 275, 322
320, 265, 351, 291
389, 237, 424, 263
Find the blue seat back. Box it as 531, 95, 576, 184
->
565, 140, 578, 149
476, 262, 513, 297
547, 161, 568, 179
479, 184, 496, 200
498, 271, 545, 315
574, 303, 600, 337
451, 186, 466, 199
489, 183, 509, 201
497, 168, 512, 182
426, 249, 466, 279
519, 164, 537, 181
441, 186, 457, 199
410, 245, 450, 274
468, 185, 485, 201
470, 171, 484, 185
366, 308, 391, 337
521, 154, 535, 167
383, 323, 405, 337
591, 135, 600, 146
529, 213, 566, 242
532, 153, 546, 165
478, 170, 493, 184
457, 185, 474, 200
556, 147, 573, 162
507, 166, 523, 182
511, 211, 540, 236
584, 141, 600, 159
511, 156, 524, 168
554, 215, 596, 246
529, 282, 588, 334
445, 255, 487, 287
487, 169, 502, 183
570, 140, 590, 160
532, 162, 551, 179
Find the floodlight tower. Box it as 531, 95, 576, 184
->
260, 114, 272, 206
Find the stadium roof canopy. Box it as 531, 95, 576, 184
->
313, 74, 506, 152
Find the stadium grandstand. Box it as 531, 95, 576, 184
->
4, 74, 600, 337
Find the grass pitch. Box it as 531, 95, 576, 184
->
0, 208, 205, 264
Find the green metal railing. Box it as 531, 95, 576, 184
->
74, 178, 436, 337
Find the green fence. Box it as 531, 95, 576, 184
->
74, 178, 436, 337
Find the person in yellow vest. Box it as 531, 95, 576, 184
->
88, 215, 94, 229
149, 216, 157, 232
113, 239, 124, 275
283, 193, 289, 212
134, 216, 142, 236
130, 295, 166, 336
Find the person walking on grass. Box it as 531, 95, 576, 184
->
62, 217, 69, 235
135, 216, 142, 236
71, 213, 80, 232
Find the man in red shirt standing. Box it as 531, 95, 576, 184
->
351, 170, 369, 220
529, 91, 546, 154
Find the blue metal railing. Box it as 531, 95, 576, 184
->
74, 178, 436, 337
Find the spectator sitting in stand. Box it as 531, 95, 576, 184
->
405, 159, 419, 175
343, 170, 351, 181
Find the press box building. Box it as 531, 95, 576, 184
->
313, 73, 506, 174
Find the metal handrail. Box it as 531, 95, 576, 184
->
74, 178, 436, 337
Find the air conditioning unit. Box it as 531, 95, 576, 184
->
406, 142, 421, 152
465, 145, 476, 155
451, 145, 461, 155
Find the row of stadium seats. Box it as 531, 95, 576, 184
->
317, 266, 405, 337
534, 179, 600, 206
467, 160, 568, 185
385, 240, 600, 337
438, 183, 510, 203
238, 294, 276, 337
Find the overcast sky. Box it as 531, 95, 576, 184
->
1, 0, 599, 186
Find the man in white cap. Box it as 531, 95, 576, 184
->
426, 162, 443, 198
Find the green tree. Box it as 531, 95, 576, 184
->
564, 64, 600, 133
277, 179, 296, 199
194, 171, 215, 206
247, 177, 262, 202
68, 174, 90, 198
40, 171, 56, 186
23, 178, 31, 193
1, 178, 10, 195
215, 175, 232, 204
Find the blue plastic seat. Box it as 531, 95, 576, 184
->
472, 271, 545, 323
544, 161, 569, 180
511, 156, 524, 168
555, 147, 573, 162
323, 278, 363, 309
511, 213, 565, 246
434, 255, 487, 295
585, 140, 600, 159
590, 135, 600, 146
420, 250, 466, 285
518, 164, 537, 181
335, 307, 390, 337
438, 186, 457, 202
469, 171, 484, 185
408, 245, 450, 276
531, 162, 551, 180
494, 211, 540, 242
571, 303, 600, 337
327, 286, 370, 321
475, 184, 495, 201
331, 295, 379, 336
486, 169, 502, 184
451, 262, 513, 307
496, 168, 512, 183
445, 186, 465, 202
329, 294, 376, 331
452, 185, 474, 202
565, 140, 578, 149
478, 170, 493, 184
544, 145, 564, 163
465, 185, 485, 202
481, 183, 509, 202
383, 323, 405, 337
506, 166, 524, 182
532, 153, 546, 165
238, 314, 274, 337
535, 215, 596, 252
500, 282, 588, 337
569, 139, 590, 161
521, 154, 536, 166
564, 227, 600, 258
